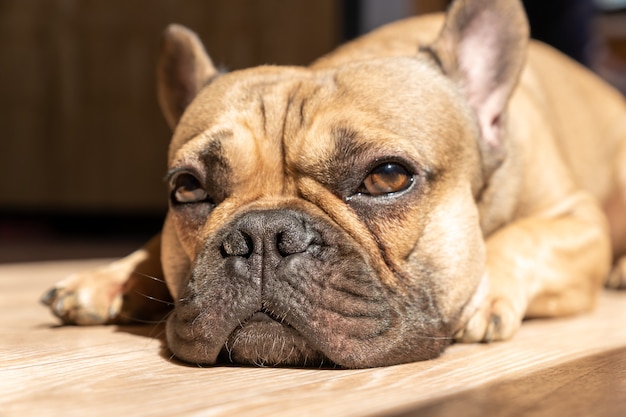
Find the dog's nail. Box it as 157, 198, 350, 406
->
483, 314, 502, 343
109, 293, 123, 321
40, 287, 58, 306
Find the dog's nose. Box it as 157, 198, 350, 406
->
220, 210, 318, 259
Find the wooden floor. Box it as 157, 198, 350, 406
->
2, 259, 626, 416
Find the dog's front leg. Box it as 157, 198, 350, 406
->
456, 192, 611, 342
41, 234, 171, 325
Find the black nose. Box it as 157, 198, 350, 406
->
220, 210, 318, 259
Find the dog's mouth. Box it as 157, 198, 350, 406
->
167, 208, 453, 368
218, 309, 330, 367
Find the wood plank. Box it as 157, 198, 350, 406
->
392, 347, 626, 417
1, 260, 625, 416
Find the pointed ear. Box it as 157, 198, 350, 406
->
157, 24, 218, 130
430, 0, 529, 173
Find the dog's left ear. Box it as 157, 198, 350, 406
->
157, 24, 218, 130
430, 0, 529, 174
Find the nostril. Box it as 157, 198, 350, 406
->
277, 228, 315, 257
220, 210, 322, 260
220, 230, 253, 258
276, 232, 292, 257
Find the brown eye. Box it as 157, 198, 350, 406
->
360, 163, 413, 196
172, 173, 208, 204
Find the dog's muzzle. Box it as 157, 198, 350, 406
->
166, 208, 450, 368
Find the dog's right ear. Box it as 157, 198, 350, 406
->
157, 24, 218, 130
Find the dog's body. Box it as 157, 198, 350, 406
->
43, 0, 626, 368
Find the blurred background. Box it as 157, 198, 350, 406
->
0, 0, 625, 262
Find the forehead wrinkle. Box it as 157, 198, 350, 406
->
280, 81, 303, 143
224, 108, 287, 198
253, 77, 328, 196
282, 77, 338, 166
258, 94, 267, 139
171, 129, 233, 166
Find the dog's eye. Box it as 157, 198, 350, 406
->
171, 173, 208, 204
359, 163, 414, 196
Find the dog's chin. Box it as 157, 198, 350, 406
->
219, 312, 329, 368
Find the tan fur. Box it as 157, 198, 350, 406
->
43, 0, 626, 367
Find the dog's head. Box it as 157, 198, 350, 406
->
158, 0, 528, 368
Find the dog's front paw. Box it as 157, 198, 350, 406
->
454, 297, 522, 343
607, 257, 626, 289
41, 268, 125, 325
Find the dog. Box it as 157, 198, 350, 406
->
42, 0, 626, 368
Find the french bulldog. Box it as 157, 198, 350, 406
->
42, 0, 626, 368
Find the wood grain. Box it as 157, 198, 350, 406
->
1, 260, 626, 416
392, 348, 626, 417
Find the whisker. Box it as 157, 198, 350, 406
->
132, 271, 167, 284
414, 335, 454, 341
224, 340, 234, 363
135, 291, 175, 306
